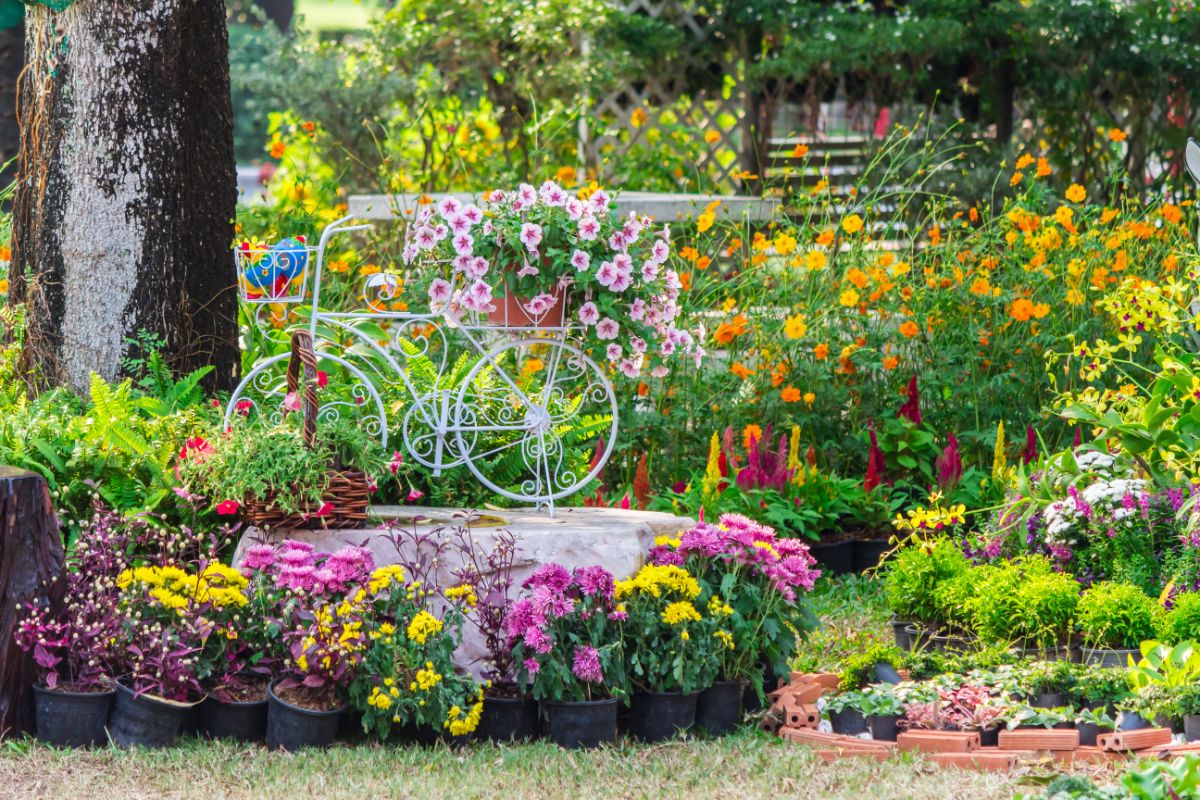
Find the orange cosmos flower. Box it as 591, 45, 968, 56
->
743, 425, 763, 450
1010, 298, 1035, 321
814, 343, 830, 361
781, 386, 801, 403
899, 320, 920, 339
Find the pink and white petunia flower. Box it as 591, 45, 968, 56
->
630, 336, 647, 354
578, 302, 600, 326
629, 298, 647, 322
539, 180, 567, 206
608, 231, 628, 252
578, 216, 600, 241
466, 256, 490, 279
453, 254, 473, 272
428, 278, 452, 305
565, 197, 585, 220
452, 232, 474, 255
640, 261, 659, 282
462, 279, 494, 311
516, 260, 540, 278
606, 344, 623, 362
589, 189, 611, 215
609, 270, 632, 293
460, 204, 483, 225
519, 222, 543, 251
651, 239, 670, 264
618, 358, 641, 378
433, 223, 449, 241
437, 196, 462, 218
595, 317, 619, 340
448, 214, 471, 234
414, 226, 437, 249
570, 249, 591, 271
402, 244, 419, 264
595, 260, 619, 288
518, 183, 537, 206
651, 364, 669, 378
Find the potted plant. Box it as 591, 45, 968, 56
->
109, 564, 212, 747
929, 569, 982, 651
508, 564, 627, 749
857, 685, 906, 741
973, 557, 1077, 658
1126, 640, 1200, 733
650, 513, 820, 735
1075, 706, 1116, 747
13, 510, 126, 747
825, 690, 869, 735
1076, 582, 1161, 666
1027, 661, 1078, 710
406, 186, 698, 377
177, 404, 388, 530
1176, 683, 1200, 742
882, 538, 969, 649
196, 550, 289, 743
1068, 667, 1133, 717
348, 563, 483, 744
442, 526, 536, 742
616, 563, 724, 742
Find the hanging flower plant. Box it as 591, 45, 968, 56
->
404, 184, 703, 378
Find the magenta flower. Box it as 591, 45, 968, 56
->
240, 544, 277, 572
571, 646, 603, 684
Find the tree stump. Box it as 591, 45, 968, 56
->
0, 467, 64, 737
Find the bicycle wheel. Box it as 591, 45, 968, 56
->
452, 338, 617, 505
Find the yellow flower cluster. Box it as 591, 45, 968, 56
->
445, 584, 478, 607
661, 601, 702, 626
714, 630, 735, 650
707, 596, 734, 618
368, 564, 406, 594
892, 502, 967, 533
117, 562, 249, 612
412, 663, 442, 692
406, 610, 444, 644
614, 564, 701, 600
653, 534, 681, 549
443, 689, 485, 736
369, 622, 397, 643
367, 682, 400, 710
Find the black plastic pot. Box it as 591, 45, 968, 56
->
108, 682, 200, 748
1117, 711, 1150, 731
1020, 644, 1075, 662
931, 633, 976, 653
852, 538, 891, 572
32, 685, 114, 748
977, 726, 1000, 747
868, 713, 901, 741
696, 680, 745, 737
1077, 722, 1112, 747
1081, 647, 1139, 668
544, 698, 618, 749
904, 624, 932, 651
627, 691, 697, 742
828, 707, 867, 735
1033, 692, 1066, 710
890, 619, 913, 651
266, 681, 345, 751
199, 695, 268, 743
479, 695, 539, 742
1185, 714, 1200, 743
873, 663, 903, 685
1155, 713, 1184, 735
396, 722, 445, 746
809, 540, 853, 576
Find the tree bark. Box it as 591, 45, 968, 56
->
0, 6, 22, 184
9, 1, 239, 396
0, 467, 64, 737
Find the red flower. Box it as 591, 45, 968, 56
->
936, 433, 963, 490
1023, 425, 1038, 464
235, 399, 252, 415
897, 375, 922, 425
317, 370, 328, 389
864, 418, 885, 492
312, 502, 334, 517
407, 489, 425, 503
215, 499, 241, 516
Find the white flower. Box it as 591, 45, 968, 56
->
571, 250, 591, 271
437, 196, 462, 218
589, 189, 611, 215
519, 223, 543, 251
452, 232, 474, 255
428, 278, 452, 305
578, 216, 600, 240
462, 280, 494, 311
595, 261, 619, 288
606, 344, 623, 362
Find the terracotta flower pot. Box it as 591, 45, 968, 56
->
486, 279, 565, 328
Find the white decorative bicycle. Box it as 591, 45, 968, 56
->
227, 216, 618, 511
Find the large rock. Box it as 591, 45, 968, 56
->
233, 506, 694, 676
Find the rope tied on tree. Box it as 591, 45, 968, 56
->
22, 1, 74, 11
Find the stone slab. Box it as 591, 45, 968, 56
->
232, 506, 695, 676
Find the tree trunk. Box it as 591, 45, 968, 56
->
9, 1, 239, 396
0, 467, 64, 737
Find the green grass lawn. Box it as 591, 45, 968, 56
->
295, 0, 377, 32
0, 578, 1118, 799
2, 733, 1032, 800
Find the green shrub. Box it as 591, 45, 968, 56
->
973, 557, 1073, 648
838, 644, 903, 691
882, 538, 969, 625
931, 568, 983, 634
1068, 668, 1132, 710
1160, 593, 1200, 645
1076, 582, 1161, 650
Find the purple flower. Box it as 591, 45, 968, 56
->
571, 646, 603, 684
523, 563, 572, 594
240, 544, 277, 572
279, 547, 315, 568
523, 658, 541, 677
573, 566, 615, 600
326, 546, 375, 586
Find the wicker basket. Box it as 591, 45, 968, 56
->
242, 331, 371, 530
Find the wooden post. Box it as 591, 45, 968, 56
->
0, 467, 64, 736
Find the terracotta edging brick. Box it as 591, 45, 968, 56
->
786, 704, 820, 729
929, 751, 1019, 772
897, 730, 981, 753
997, 729, 1080, 751
1096, 728, 1173, 752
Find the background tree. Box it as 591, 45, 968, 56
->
8, 1, 239, 395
